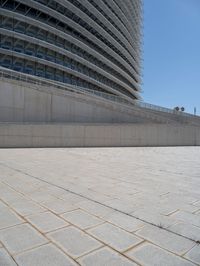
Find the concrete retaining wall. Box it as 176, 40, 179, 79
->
0, 123, 199, 147
0, 79, 149, 123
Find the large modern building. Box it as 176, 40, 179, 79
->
0, 0, 142, 102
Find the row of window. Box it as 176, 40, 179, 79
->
0, 35, 135, 98
88, 0, 141, 56
0, 54, 110, 93
0, 0, 139, 78
0, 15, 138, 87
36, 0, 131, 51
85, 0, 131, 48
103, 0, 128, 36
33, 0, 137, 71
0, 33, 136, 94
108, 0, 141, 49
54, 0, 136, 62
112, 0, 140, 28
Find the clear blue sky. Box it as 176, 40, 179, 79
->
143, 0, 200, 114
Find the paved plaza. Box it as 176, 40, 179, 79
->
0, 147, 200, 266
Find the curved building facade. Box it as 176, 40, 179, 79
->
0, 0, 142, 101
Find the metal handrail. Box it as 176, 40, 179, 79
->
137, 102, 198, 119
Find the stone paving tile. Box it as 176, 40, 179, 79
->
136, 225, 195, 255
76, 200, 114, 218
88, 184, 118, 197
106, 182, 139, 197
58, 192, 85, 205
82, 190, 112, 203
9, 181, 41, 195
0, 223, 48, 255
61, 209, 103, 229
0, 200, 8, 210
169, 222, 200, 242
77, 246, 138, 266
193, 200, 200, 207
14, 243, 78, 266
181, 204, 200, 214
10, 199, 46, 217
131, 209, 178, 228
26, 211, 69, 233
0, 189, 25, 205
160, 193, 197, 206
27, 190, 58, 204
87, 223, 143, 252
137, 205, 179, 216
104, 198, 139, 213
184, 245, 200, 265
103, 211, 145, 232
0, 208, 24, 230
47, 226, 102, 259
0, 248, 17, 266
41, 186, 65, 198
125, 243, 195, 266
171, 211, 200, 227
41, 198, 77, 214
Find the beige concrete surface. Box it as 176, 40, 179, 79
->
0, 147, 200, 265
0, 123, 200, 148
0, 79, 148, 123
1, 79, 200, 126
